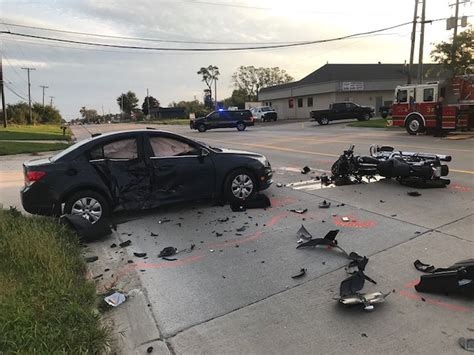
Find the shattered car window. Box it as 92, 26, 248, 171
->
90, 138, 138, 160
150, 137, 198, 157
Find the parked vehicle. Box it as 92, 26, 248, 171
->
21, 129, 273, 224
331, 144, 450, 187
379, 105, 391, 119
250, 106, 278, 122
190, 110, 254, 132
310, 102, 375, 125
391, 75, 473, 135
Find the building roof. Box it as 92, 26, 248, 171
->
260, 63, 449, 94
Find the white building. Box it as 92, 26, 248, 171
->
258, 63, 448, 120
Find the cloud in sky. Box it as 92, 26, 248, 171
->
0, 0, 469, 119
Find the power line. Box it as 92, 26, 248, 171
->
0, 21, 415, 52
4, 82, 27, 101
0, 21, 311, 45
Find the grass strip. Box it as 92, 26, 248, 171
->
347, 118, 400, 128
0, 209, 109, 353
0, 141, 70, 155
0, 125, 71, 141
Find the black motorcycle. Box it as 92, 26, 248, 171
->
331, 145, 451, 187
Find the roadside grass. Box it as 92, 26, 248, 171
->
137, 118, 189, 125
0, 124, 71, 141
348, 118, 398, 128
0, 209, 109, 353
0, 141, 70, 156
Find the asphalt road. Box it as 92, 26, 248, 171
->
1, 121, 473, 354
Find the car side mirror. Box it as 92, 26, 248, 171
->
200, 148, 209, 158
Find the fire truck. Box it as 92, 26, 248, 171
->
391, 74, 474, 135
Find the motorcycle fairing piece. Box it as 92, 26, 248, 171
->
414, 259, 474, 297
296, 229, 344, 254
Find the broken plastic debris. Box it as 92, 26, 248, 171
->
209, 249, 215, 253
407, 191, 421, 197
110, 243, 117, 248
341, 217, 350, 222
291, 268, 307, 279
218, 217, 229, 223
276, 183, 283, 187
319, 200, 331, 208
459, 337, 474, 352
236, 226, 247, 232
301, 166, 311, 174
158, 218, 171, 224
119, 240, 131, 248
133, 252, 147, 258
158, 247, 177, 258
147, 346, 154, 353
85, 255, 99, 263
296, 225, 313, 242
104, 292, 126, 307
290, 208, 307, 214
150, 232, 159, 237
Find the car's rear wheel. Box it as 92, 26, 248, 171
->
318, 117, 329, 125
236, 122, 246, 131
224, 169, 257, 203
64, 190, 109, 224
358, 113, 371, 121
197, 124, 207, 132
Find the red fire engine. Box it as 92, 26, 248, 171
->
391, 74, 474, 135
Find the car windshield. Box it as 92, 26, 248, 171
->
261, 107, 272, 112
49, 137, 93, 162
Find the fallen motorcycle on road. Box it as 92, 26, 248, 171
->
330, 145, 451, 188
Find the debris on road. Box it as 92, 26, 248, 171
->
158, 218, 171, 224
85, 255, 99, 263
291, 268, 307, 279
301, 166, 311, 174
407, 191, 421, 197
133, 252, 147, 258
290, 208, 307, 214
104, 292, 126, 307
119, 240, 131, 248
414, 258, 474, 297
158, 247, 178, 258
150, 232, 159, 237
459, 337, 474, 352
319, 200, 331, 208
236, 226, 247, 232
147, 346, 154, 353
276, 183, 283, 187
341, 217, 350, 222
217, 217, 229, 223
230, 194, 271, 211
110, 243, 117, 248
296, 225, 313, 244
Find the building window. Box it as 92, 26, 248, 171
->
297, 98, 303, 108
307, 97, 313, 107
288, 99, 294, 108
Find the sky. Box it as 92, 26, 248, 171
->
0, 0, 472, 120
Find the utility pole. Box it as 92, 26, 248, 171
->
49, 96, 54, 107
146, 88, 150, 120
408, 0, 419, 84
214, 79, 218, 110
120, 94, 124, 121
1, 55, 7, 128
417, 0, 426, 84
39, 85, 48, 107
453, 0, 460, 37
21, 67, 35, 124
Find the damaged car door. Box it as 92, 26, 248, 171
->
88, 135, 152, 210
146, 133, 215, 205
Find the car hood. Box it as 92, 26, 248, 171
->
215, 147, 265, 158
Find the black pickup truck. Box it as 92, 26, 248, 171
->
310, 102, 375, 125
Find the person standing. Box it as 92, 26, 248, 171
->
434, 96, 446, 137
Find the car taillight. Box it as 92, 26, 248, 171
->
25, 171, 46, 186
252, 116, 256, 122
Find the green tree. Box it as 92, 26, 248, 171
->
430, 27, 473, 75
6, 102, 40, 124
79, 106, 98, 123
169, 99, 210, 117
198, 65, 220, 107
117, 91, 139, 115
141, 95, 160, 115
232, 66, 294, 101
32, 103, 62, 124
222, 89, 247, 109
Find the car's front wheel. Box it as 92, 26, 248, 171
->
224, 169, 257, 203
64, 190, 109, 224
197, 124, 207, 132
236, 122, 246, 131
357, 113, 371, 121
